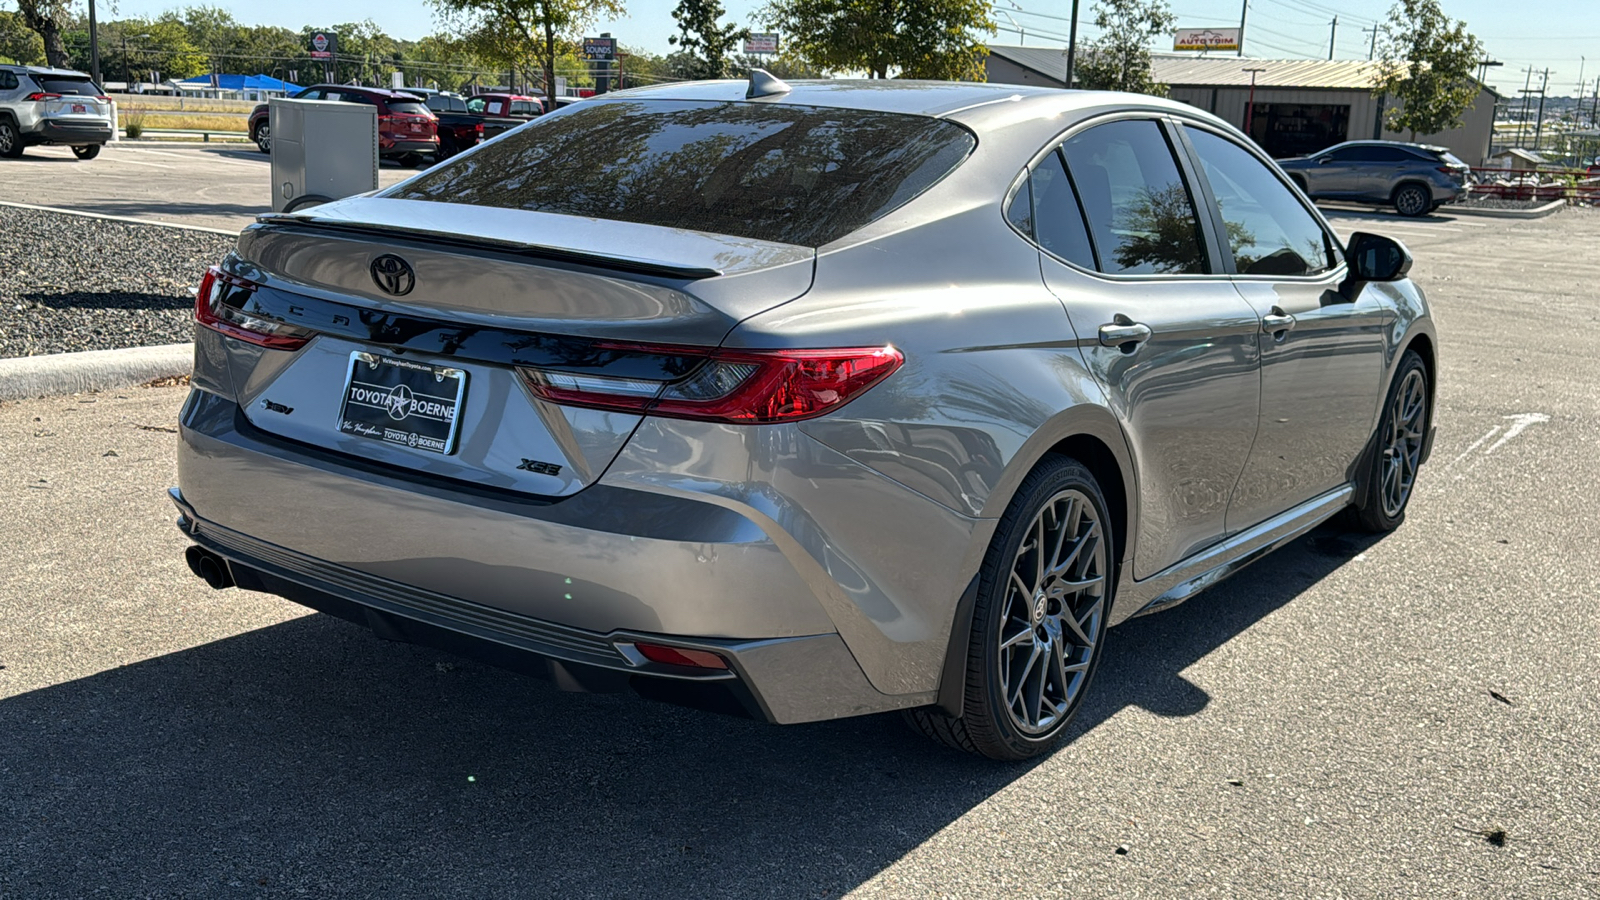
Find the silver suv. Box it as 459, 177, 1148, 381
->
0, 65, 113, 160
1277, 140, 1471, 217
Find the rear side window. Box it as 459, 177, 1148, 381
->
1059, 119, 1207, 276
1030, 150, 1097, 269
1369, 147, 1416, 162
0, 72, 18, 91
387, 101, 432, 117
34, 76, 102, 95
1186, 128, 1336, 277
387, 99, 978, 247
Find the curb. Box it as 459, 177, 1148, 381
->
0, 343, 193, 402
1448, 199, 1566, 219
0, 200, 240, 236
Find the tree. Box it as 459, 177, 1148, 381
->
669, 0, 745, 80
14, 0, 71, 68
429, 0, 625, 112
730, 50, 824, 80
1371, 0, 1484, 141
0, 10, 46, 64
760, 0, 993, 80
1073, 0, 1174, 95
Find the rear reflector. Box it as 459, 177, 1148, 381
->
195, 266, 316, 350
633, 643, 729, 669
519, 345, 903, 424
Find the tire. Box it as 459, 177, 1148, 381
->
0, 119, 23, 158
437, 137, 456, 161
1394, 183, 1431, 217
904, 455, 1114, 761
253, 123, 271, 154
1348, 350, 1430, 532
71, 144, 100, 160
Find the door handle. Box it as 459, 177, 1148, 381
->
1262, 307, 1296, 336
1098, 317, 1152, 348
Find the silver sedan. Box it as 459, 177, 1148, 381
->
173, 75, 1436, 760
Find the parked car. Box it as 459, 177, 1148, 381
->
1277, 140, 1471, 217
0, 64, 112, 160
249, 85, 439, 166
466, 92, 544, 118
175, 78, 1436, 761
402, 89, 523, 160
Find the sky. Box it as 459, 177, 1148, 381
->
16, 0, 1600, 97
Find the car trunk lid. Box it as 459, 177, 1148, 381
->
220, 196, 815, 497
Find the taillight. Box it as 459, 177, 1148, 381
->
474, 122, 484, 134
518, 345, 903, 424
194, 266, 315, 350
24, 92, 61, 101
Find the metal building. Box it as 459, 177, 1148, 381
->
985, 46, 1500, 164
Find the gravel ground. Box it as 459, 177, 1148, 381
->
0, 206, 235, 358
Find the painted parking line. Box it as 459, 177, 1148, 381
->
115, 147, 263, 169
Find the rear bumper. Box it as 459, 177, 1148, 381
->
30, 119, 112, 145
173, 388, 940, 723
380, 138, 438, 157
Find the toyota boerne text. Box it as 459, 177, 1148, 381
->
172, 74, 1436, 760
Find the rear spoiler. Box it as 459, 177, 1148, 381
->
254, 197, 814, 282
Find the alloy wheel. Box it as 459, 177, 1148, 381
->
1396, 185, 1428, 217
1380, 368, 1427, 517
997, 489, 1107, 735
257, 124, 271, 153
0, 124, 13, 153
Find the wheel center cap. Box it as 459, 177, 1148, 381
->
1032, 590, 1048, 624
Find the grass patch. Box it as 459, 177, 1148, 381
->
124, 112, 249, 133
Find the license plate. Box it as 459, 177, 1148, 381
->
338, 352, 467, 455
72, 104, 86, 113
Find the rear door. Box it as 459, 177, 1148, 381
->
1178, 123, 1388, 530
1030, 117, 1263, 578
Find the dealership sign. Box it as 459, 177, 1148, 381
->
744, 33, 780, 54
309, 31, 338, 60
1173, 28, 1240, 51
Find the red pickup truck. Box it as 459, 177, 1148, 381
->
249, 85, 439, 166
466, 93, 545, 118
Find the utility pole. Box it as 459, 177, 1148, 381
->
1533, 67, 1550, 150
1065, 0, 1082, 88
1515, 65, 1534, 148
1362, 25, 1379, 61
1329, 17, 1338, 61
88, 0, 101, 86
1238, 0, 1249, 57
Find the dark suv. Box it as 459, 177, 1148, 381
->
1277, 140, 1471, 217
249, 85, 439, 166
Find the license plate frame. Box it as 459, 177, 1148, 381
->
337, 351, 468, 455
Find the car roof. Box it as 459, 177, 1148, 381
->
307, 84, 426, 101
2, 65, 94, 78
593, 79, 1231, 147
1325, 139, 1448, 153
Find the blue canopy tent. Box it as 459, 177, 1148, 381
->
178, 74, 301, 95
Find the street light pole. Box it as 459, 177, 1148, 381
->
88, 0, 101, 86
1238, 0, 1249, 57
1065, 0, 1081, 88
1244, 67, 1267, 139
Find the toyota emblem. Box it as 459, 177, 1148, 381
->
370, 255, 415, 296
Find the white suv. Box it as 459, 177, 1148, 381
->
0, 65, 113, 160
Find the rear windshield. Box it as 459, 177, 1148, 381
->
427, 95, 466, 113
384, 99, 977, 246
387, 101, 433, 117
33, 76, 102, 95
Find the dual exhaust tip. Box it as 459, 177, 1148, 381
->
184, 545, 235, 590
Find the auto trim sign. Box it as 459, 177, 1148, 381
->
744, 33, 780, 54
1173, 28, 1240, 51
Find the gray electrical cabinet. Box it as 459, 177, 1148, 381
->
269, 98, 379, 213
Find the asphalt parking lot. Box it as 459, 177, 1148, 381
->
1, 209, 1597, 898
0, 142, 417, 232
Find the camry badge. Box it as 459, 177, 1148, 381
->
370, 254, 415, 296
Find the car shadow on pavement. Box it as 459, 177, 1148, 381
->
25, 290, 193, 311
0, 524, 1381, 898
61, 199, 266, 223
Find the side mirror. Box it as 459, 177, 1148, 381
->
1340, 232, 1413, 300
